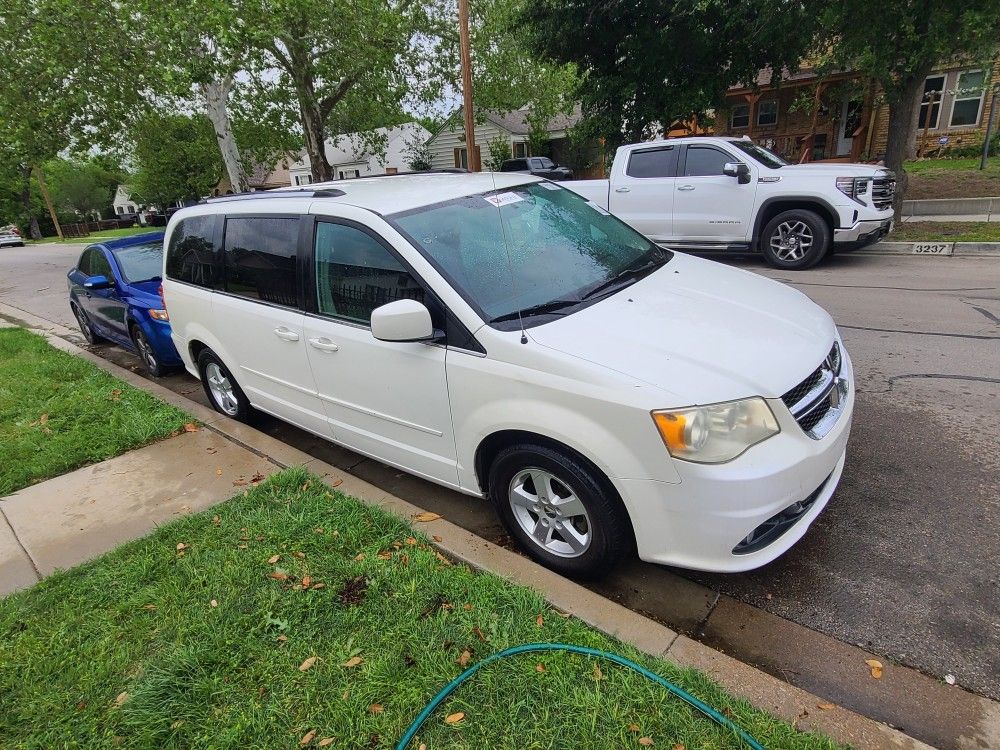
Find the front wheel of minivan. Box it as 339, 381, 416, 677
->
487, 444, 632, 579
197, 349, 253, 422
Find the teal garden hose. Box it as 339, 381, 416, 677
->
395, 642, 765, 750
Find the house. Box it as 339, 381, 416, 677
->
212, 160, 291, 196
112, 185, 140, 217
424, 105, 602, 175
287, 123, 431, 185
713, 58, 1000, 163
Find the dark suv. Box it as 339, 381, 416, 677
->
500, 157, 573, 181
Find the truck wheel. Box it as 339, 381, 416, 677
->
760, 209, 830, 270
487, 443, 631, 579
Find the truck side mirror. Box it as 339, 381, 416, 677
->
724, 162, 752, 184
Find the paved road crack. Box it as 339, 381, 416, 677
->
839, 323, 1000, 340
0, 504, 42, 582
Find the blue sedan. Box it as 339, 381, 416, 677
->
67, 232, 181, 376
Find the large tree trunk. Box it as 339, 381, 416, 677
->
883, 63, 935, 221
18, 165, 41, 240
300, 97, 333, 182
202, 75, 249, 194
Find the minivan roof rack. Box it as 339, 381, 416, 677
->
200, 188, 346, 204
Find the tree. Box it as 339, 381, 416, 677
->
404, 133, 435, 171
485, 135, 513, 171
520, 0, 816, 147
46, 158, 121, 219
130, 114, 225, 209
814, 2, 1000, 216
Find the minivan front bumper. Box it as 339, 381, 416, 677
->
614, 360, 854, 572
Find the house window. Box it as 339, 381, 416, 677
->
294, 175, 312, 186
512, 141, 528, 158
730, 103, 750, 129
116, 206, 124, 215
338, 169, 361, 179
453, 146, 480, 170
385, 167, 398, 175
918, 75, 945, 129
127, 205, 135, 213
950, 69, 986, 127
756, 101, 778, 127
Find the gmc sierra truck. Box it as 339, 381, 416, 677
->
564, 136, 895, 270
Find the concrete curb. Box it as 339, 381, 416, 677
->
859, 241, 1000, 256
0, 301, 942, 749
902, 196, 997, 218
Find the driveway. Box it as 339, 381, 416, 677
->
2, 243, 998, 713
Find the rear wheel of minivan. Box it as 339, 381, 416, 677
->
760, 209, 830, 270
487, 443, 632, 579
197, 349, 253, 422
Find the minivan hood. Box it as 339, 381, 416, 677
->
527, 253, 837, 405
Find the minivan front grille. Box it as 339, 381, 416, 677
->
871, 173, 895, 210
782, 342, 848, 439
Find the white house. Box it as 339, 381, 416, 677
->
424, 106, 584, 170
112, 185, 140, 216
287, 122, 431, 185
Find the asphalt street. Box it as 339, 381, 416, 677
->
2, 243, 998, 708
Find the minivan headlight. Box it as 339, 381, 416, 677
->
652, 398, 779, 464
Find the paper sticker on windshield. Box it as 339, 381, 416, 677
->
483, 192, 525, 207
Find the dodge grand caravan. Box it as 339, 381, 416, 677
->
162, 173, 853, 578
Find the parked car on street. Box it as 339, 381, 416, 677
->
163, 174, 853, 578
1, 226, 25, 247
564, 136, 895, 270
67, 232, 181, 376
500, 156, 574, 181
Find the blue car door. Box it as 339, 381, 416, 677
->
80, 248, 128, 342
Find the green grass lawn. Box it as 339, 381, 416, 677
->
903, 158, 1000, 199
28, 226, 162, 245
0, 327, 190, 495
0, 468, 840, 750
892, 221, 1000, 242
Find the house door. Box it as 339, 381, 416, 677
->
837, 98, 864, 157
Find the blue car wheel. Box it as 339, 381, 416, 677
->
71, 302, 103, 345
130, 324, 167, 377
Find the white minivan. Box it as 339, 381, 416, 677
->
162, 173, 853, 578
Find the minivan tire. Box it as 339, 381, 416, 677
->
487, 443, 631, 579
760, 209, 830, 270
197, 348, 253, 422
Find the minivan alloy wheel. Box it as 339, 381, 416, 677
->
205, 362, 239, 415
770, 220, 814, 262
508, 468, 592, 557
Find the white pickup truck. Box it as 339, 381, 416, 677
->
564, 136, 895, 270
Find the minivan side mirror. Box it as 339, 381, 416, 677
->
370, 299, 434, 342
83, 274, 113, 290
724, 162, 752, 184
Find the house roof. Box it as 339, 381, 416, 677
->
482, 105, 584, 135
728, 66, 856, 93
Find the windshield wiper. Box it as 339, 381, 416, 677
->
580, 258, 660, 301
489, 298, 581, 324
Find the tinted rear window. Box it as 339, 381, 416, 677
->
223, 217, 299, 307
626, 147, 678, 178
166, 217, 220, 288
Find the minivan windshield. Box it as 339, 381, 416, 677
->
390, 182, 671, 327
111, 242, 163, 283
728, 140, 789, 169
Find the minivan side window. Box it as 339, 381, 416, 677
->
223, 217, 299, 307
626, 147, 678, 178
314, 221, 425, 325
683, 146, 733, 177
166, 216, 220, 288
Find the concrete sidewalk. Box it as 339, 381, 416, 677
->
0, 428, 277, 594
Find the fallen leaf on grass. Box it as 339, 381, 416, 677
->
444, 712, 464, 725
268, 571, 289, 582
210, 599, 218, 608
432, 535, 443, 542
294, 551, 306, 559
267, 555, 280, 564
318, 740, 335, 747
299, 657, 318, 672
377, 551, 392, 560
354, 553, 365, 562
342, 656, 363, 668
114, 692, 129, 707
627, 724, 640, 732
673, 744, 685, 750
434, 551, 451, 565
638, 738, 654, 747
311, 582, 326, 590
233, 477, 247, 486
472, 626, 486, 642
171, 720, 184, 729
865, 659, 883, 679
405, 537, 417, 546
329, 478, 343, 488
457, 650, 471, 667
183, 423, 199, 432
413, 512, 441, 522
535, 663, 545, 673
212, 515, 221, 526
369, 703, 383, 714
593, 663, 603, 681
535, 614, 544, 628
251, 471, 265, 483
301, 576, 312, 588
463, 603, 473, 611
418, 744, 426, 750
276, 635, 288, 643
175, 542, 188, 551
299, 729, 316, 746
142, 604, 157, 611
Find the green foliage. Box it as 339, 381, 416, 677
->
130, 114, 225, 208
520, 0, 816, 147
0, 329, 190, 495
403, 133, 435, 171
486, 135, 513, 171
44, 158, 121, 219
0, 467, 842, 749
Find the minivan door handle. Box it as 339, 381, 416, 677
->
308, 337, 340, 353
677, 184, 695, 191
273, 326, 300, 342
614, 187, 630, 193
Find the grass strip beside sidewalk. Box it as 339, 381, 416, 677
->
892, 221, 1000, 243
0, 327, 190, 495
0, 468, 840, 750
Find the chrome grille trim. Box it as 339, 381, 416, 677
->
872, 171, 896, 211
781, 342, 848, 439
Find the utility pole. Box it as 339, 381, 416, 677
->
34, 165, 63, 241
980, 83, 999, 171
458, 0, 479, 172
